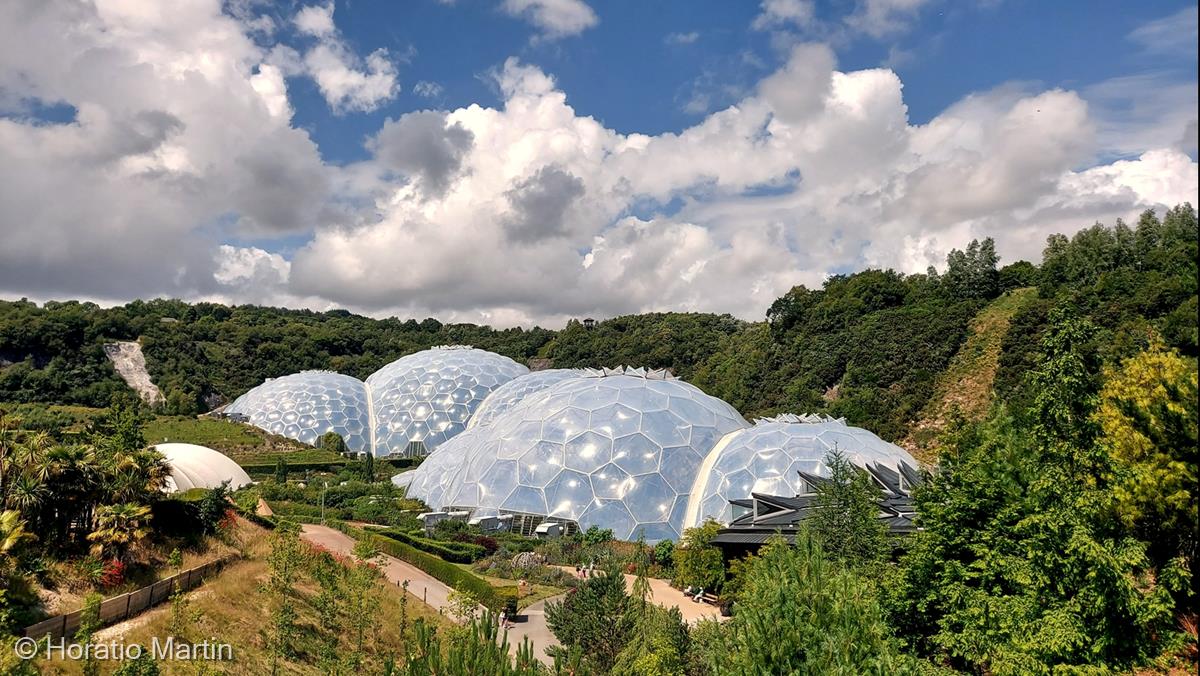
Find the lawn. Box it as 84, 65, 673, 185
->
144, 415, 344, 465
453, 563, 566, 611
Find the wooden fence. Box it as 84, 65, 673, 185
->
22, 554, 239, 641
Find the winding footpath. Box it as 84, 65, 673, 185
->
299, 524, 561, 664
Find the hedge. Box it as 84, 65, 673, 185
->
334, 524, 504, 611
375, 529, 487, 563
241, 457, 424, 474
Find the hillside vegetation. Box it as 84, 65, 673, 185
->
1, 205, 1195, 448
902, 287, 1038, 462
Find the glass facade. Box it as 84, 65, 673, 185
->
405, 369, 750, 542
366, 346, 528, 456
467, 368, 584, 430
224, 370, 371, 453
687, 414, 920, 526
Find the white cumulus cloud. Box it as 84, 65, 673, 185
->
501, 0, 598, 39
292, 2, 399, 113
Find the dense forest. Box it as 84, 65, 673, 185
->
1, 205, 1195, 447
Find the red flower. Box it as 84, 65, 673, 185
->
99, 559, 126, 588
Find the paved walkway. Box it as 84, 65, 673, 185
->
300, 524, 561, 664
506, 595, 562, 663
301, 524, 460, 617
556, 567, 723, 623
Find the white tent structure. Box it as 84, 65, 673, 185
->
155, 443, 253, 493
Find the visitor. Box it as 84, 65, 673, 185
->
499, 610, 507, 629
575, 564, 581, 578
693, 587, 704, 603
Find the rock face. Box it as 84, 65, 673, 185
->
103, 341, 163, 406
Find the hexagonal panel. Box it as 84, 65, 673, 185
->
365, 346, 528, 456
225, 371, 371, 453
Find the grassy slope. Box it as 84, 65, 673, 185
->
37, 520, 453, 675
4, 404, 341, 466
144, 416, 342, 465
901, 288, 1038, 465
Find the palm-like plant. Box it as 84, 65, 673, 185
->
0, 509, 35, 559
88, 503, 153, 561
6, 473, 46, 515
0, 411, 22, 505
15, 431, 51, 467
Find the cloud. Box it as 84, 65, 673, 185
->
1, 1, 1195, 327
752, 0, 815, 31
845, 0, 932, 38
292, 3, 399, 113
0, 0, 330, 302
293, 2, 336, 37
367, 110, 475, 196
1128, 6, 1199, 56
287, 55, 1195, 324
501, 0, 598, 39
1083, 72, 1199, 159
665, 31, 700, 45
502, 165, 586, 242
414, 80, 445, 98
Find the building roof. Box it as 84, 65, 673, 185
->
713, 461, 922, 546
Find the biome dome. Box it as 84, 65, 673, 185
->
224, 370, 371, 453
466, 368, 584, 430
366, 346, 528, 456
224, 346, 528, 457
683, 414, 920, 527
155, 443, 253, 493
408, 367, 750, 542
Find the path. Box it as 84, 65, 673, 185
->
300, 524, 564, 664
300, 524, 462, 616
255, 498, 273, 517
555, 566, 722, 623
507, 595, 562, 664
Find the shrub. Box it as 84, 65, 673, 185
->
376, 529, 487, 563
99, 559, 126, 588
338, 525, 505, 611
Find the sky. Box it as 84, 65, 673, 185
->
0, 0, 1196, 328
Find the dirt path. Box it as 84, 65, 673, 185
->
255, 498, 273, 517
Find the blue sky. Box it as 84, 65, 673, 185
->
0, 0, 1196, 325
283, 0, 1198, 165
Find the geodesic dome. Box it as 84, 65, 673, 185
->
224, 371, 371, 453
155, 443, 253, 493
366, 346, 528, 457
426, 368, 750, 542
467, 369, 584, 430
683, 414, 919, 526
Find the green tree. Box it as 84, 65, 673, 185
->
264, 523, 304, 675
809, 448, 888, 568
943, 238, 1001, 300
581, 525, 614, 546
1095, 342, 1198, 603
546, 564, 631, 672
319, 431, 349, 454
196, 481, 231, 534
78, 592, 103, 676
274, 457, 289, 484
672, 520, 725, 593
713, 533, 915, 675
892, 312, 1184, 673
